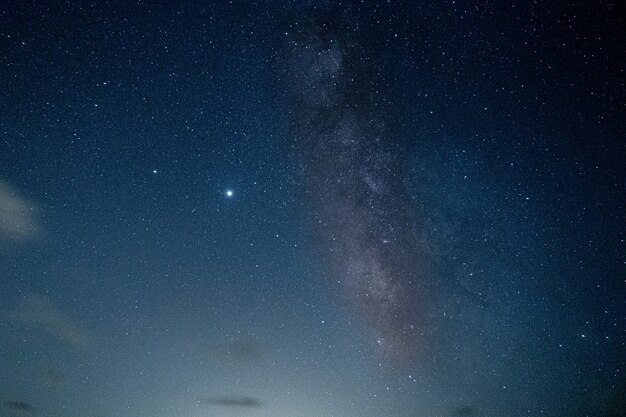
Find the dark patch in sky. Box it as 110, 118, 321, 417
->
451, 406, 483, 417
39, 366, 69, 388
2, 400, 33, 412
205, 396, 263, 408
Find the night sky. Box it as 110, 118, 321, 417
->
0, 1, 624, 417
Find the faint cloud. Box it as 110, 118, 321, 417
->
204, 396, 263, 408
219, 338, 263, 362
39, 366, 70, 389
200, 337, 264, 364
451, 406, 484, 417
0, 181, 40, 242
12, 295, 92, 347
1, 400, 33, 413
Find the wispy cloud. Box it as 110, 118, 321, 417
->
0, 181, 40, 242
1, 400, 33, 413
39, 366, 70, 389
204, 396, 263, 408
201, 337, 264, 363
12, 295, 92, 347
451, 406, 484, 417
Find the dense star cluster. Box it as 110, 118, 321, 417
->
0, 1, 624, 417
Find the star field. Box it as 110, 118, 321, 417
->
0, 1, 623, 417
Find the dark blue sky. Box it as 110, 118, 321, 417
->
0, 1, 624, 416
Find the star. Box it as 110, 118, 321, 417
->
225, 189, 234, 198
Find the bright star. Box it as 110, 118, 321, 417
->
225, 189, 234, 198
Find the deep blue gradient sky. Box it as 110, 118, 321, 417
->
1, 1, 624, 417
